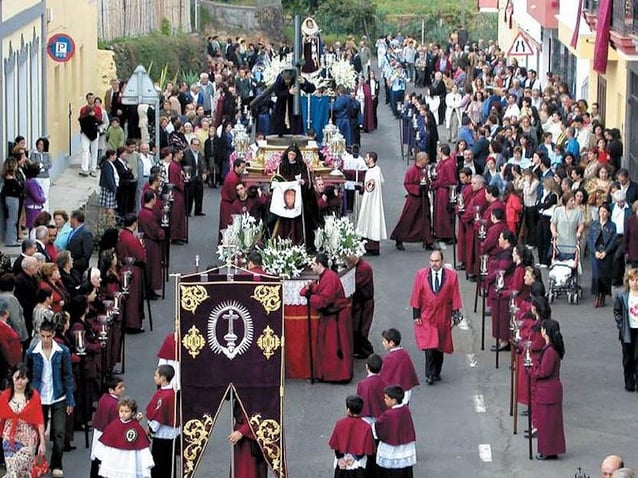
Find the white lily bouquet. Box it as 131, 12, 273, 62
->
314, 215, 366, 267
259, 237, 310, 279
217, 213, 264, 264
329, 60, 357, 91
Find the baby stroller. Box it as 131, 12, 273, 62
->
547, 242, 582, 304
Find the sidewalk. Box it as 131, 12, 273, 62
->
1, 153, 99, 258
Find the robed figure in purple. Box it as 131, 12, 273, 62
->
485, 230, 515, 349
348, 255, 375, 359
460, 176, 487, 278
167, 149, 187, 243
529, 318, 566, 460
390, 152, 434, 250
430, 145, 458, 241
137, 191, 164, 293
116, 214, 146, 332
300, 253, 353, 383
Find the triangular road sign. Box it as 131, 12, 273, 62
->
507, 32, 534, 57
121, 65, 159, 105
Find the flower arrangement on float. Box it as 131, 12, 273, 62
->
263, 57, 289, 87
320, 147, 342, 169
258, 237, 310, 279
263, 151, 283, 175
217, 213, 264, 264
329, 60, 356, 91
314, 215, 366, 268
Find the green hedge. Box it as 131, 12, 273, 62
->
108, 32, 208, 84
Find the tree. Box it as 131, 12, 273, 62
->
314, 0, 376, 36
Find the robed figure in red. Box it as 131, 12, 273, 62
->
480, 209, 508, 259
116, 215, 147, 332
430, 145, 458, 241
219, 159, 245, 242
138, 191, 164, 293
229, 400, 268, 478
300, 253, 353, 383
456, 171, 473, 269
328, 395, 376, 478
486, 230, 515, 349
528, 318, 566, 460
347, 256, 375, 359
167, 149, 187, 244
460, 175, 487, 278
356, 78, 376, 133
410, 250, 463, 384
356, 354, 387, 420
390, 152, 434, 250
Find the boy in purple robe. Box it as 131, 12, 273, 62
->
374, 385, 417, 477
356, 354, 387, 423
379, 328, 420, 404
328, 395, 376, 478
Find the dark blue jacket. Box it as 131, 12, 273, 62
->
26, 340, 75, 407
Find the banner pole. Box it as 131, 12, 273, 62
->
174, 274, 181, 478
230, 387, 235, 478
306, 300, 315, 384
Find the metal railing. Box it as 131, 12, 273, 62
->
611, 0, 637, 36
583, 0, 600, 13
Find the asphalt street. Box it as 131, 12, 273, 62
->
63, 92, 638, 478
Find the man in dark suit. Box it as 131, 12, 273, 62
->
33, 226, 52, 263
67, 210, 93, 276
13, 256, 40, 343
113, 146, 136, 216
181, 138, 207, 216
618, 168, 638, 206
12, 239, 36, 276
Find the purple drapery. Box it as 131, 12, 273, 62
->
571, 0, 584, 48
178, 274, 286, 478
593, 0, 613, 73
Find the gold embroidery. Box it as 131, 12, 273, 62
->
182, 414, 214, 478
251, 285, 281, 314
180, 285, 209, 313
182, 326, 206, 359
249, 414, 283, 474
256, 325, 281, 360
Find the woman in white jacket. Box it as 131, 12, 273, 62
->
445, 84, 463, 143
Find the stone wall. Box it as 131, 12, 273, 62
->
201, 1, 284, 40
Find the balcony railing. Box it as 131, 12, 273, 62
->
611, 0, 638, 36
584, 0, 600, 13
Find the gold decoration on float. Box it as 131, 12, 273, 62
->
180, 285, 209, 313
182, 326, 206, 358
249, 413, 283, 474
251, 285, 282, 314
256, 325, 281, 360
182, 414, 214, 478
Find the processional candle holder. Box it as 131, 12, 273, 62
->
478, 220, 487, 241
329, 132, 346, 170
428, 164, 438, 181
232, 124, 250, 159
97, 316, 109, 346
473, 204, 481, 222
122, 270, 132, 296
412, 115, 418, 130
496, 270, 505, 292
165, 184, 175, 203
457, 192, 465, 211
322, 119, 338, 147
479, 255, 489, 277
195, 254, 200, 272
161, 203, 171, 228
513, 319, 523, 345
112, 292, 121, 316
509, 291, 518, 313
448, 185, 458, 203
183, 165, 192, 183
74, 330, 86, 356
523, 341, 533, 368
103, 300, 114, 325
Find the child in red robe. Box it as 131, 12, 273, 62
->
145, 365, 180, 478
328, 395, 376, 478
356, 354, 387, 424
90, 375, 126, 478
94, 396, 154, 478
379, 329, 420, 404
374, 385, 417, 477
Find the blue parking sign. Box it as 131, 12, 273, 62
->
47, 34, 76, 63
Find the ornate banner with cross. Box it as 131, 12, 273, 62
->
177, 272, 287, 477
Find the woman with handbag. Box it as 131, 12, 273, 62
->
0, 363, 46, 476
